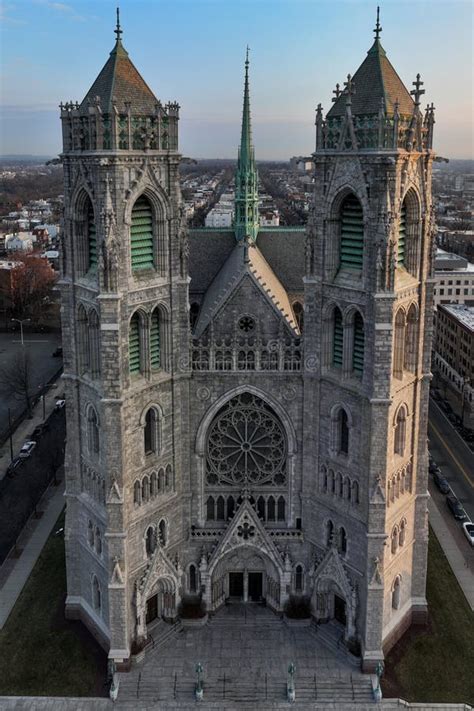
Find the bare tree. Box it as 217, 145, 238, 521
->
0, 349, 34, 418
8, 253, 57, 321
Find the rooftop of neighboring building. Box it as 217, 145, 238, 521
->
439, 304, 474, 331
435, 249, 474, 273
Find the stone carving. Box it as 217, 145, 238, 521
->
370, 556, 383, 586
107, 478, 123, 504
111, 556, 124, 585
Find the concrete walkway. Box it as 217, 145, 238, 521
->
0, 479, 65, 629
428, 497, 474, 611
0, 374, 63, 482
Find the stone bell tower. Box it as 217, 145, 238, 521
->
59, 11, 189, 667
303, 8, 436, 670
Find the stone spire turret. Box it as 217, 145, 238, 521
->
234, 48, 259, 243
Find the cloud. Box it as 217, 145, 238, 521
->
0, 4, 27, 25
34, 0, 86, 21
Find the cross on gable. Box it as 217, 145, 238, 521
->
332, 83, 342, 103
411, 73, 425, 106
343, 74, 355, 100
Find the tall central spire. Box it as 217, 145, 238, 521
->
234, 47, 259, 243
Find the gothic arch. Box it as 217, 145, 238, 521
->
139, 401, 164, 427
328, 186, 366, 220
195, 385, 297, 458
399, 187, 422, 276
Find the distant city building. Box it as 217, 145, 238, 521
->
433, 249, 474, 308
5, 232, 34, 251
204, 207, 233, 228
259, 209, 280, 226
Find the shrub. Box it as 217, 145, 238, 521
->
178, 596, 207, 619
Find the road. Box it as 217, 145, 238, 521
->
428, 398, 474, 568
0, 331, 62, 437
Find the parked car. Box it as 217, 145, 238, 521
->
6, 457, 23, 477
462, 522, 474, 547
433, 470, 450, 494
446, 495, 467, 521
19, 440, 36, 459
55, 399, 66, 411
52, 347, 63, 357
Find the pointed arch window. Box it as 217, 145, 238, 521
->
394, 407, 407, 456
216, 496, 225, 521
277, 496, 286, 521
398, 202, 406, 267
131, 195, 154, 271
267, 496, 276, 521
340, 194, 364, 270
92, 575, 101, 612
295, 564, 304, 593
206, 496, 215, 521
332, 308, 343, 368
158, 519, 167, 546
129, 312, 141, 374
338, 527, 347, 555
189, 564, 197, 593
338, 408, 349, 455
326, 519, 334, 547
227, 496, 235, 519
145, 526, 157, 557
257, 496, 266, 520
352, 312, 365, 375
150, 309, 161, 370
87, 406, 100, 456
77, 305, 89, 374
392, 576, 401, 610
144, 407, 159, 455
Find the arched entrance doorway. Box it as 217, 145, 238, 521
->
209, 545, 283, 610
313, 576, 356, 641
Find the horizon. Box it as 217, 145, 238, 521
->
1, 0, 473, 160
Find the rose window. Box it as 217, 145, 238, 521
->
206, 393, 287, 487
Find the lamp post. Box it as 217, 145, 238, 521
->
11, 318, 31, 347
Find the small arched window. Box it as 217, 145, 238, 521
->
227, 496, 235, 519
391, 526, 399, 555
339, 194, 364, 271
150, 471, 158, 497
326, 519, 334, 547
133, 480, 141, 505
404, 305, 418, 373
351, 480, 359, 505
158, 519, 167, 546
142, 476, 150, 503
144, 407, 159, 455
145, 526, 157, 557
394, 407, 407, 456
129, 312, 141, 374
277, 496, 286, 521
339, 527, 347, 555
392, 576, 401, 610
399, 519, 407, 547
88, 309, 101, 379
206, 496, 215, 521
267, 496, 276, 521
189, 564, 197, 593
78, 304, 90, 374
352, 312, 364, 375
293, 301, 304, 333
131, 195, 154, 271
336, 471, 343, 498
87, 520, 94, 547
150, 308, 161, 370
216, 496, 225, 521
295, 564, 304, 593
165, 464, 172, 491
158, 468, 165, 492
92, 575, 101, 612
332, 308, 343, 368
338, 408, 349, 455
257, 496, 266, 520
393, 309, 406, 379
95, 527, 102, 556
87, 406, 100, 456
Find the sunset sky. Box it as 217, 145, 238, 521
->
1, 0, 472, 159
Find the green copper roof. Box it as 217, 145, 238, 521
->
327, 37, 414, 118
79, 20, 159, 115
234, 49, 259, 243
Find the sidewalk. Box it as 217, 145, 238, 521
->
0, 478, 65, 629
0, 377, 63, 482
428, 497, 474, 611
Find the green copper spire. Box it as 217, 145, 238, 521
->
234, 47, 259, 243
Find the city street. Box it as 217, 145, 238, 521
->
0, 331, 62, 437
428, 398, 474, 568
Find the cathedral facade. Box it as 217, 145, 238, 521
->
59, 13, 436, 672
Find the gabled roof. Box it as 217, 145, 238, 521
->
327, 39, 414, 118
79, 39, 159, 115
193, 241, 300, 338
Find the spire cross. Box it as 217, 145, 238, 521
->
343, 74, 355, 104
410, 73, 425, 107
374, 5, 382, 40
332, 83, 342, 103
114, 6, 122, 41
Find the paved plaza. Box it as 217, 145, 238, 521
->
117, 605, 373, 706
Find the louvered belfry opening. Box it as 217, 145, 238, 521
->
333, 308, 343, 368
129, 313, 141, 374
340, 194, 364, 270
131, 195, 154, 270
87, 197, 97, 270
398, 202, 406, 267
352, 312, 365, 375
150, 309, 161, 370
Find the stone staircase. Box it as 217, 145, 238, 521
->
310, 620, 361, 668
118, 670, 373, 704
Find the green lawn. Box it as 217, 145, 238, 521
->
0, 511, 107, 697
383, 529, 474, 704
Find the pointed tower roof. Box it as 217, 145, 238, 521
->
239, 46, 253, 166
79, 8, 159, 115
327, 8, 414, 118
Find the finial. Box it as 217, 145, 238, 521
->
115, 6, 122, 42
246, 45, 250, 65
343, 74, 355, 105
410, 73, 425, 107
374, 6, 382, 40
332, 83, 342, 103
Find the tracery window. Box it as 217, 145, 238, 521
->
206, 393, 287, 488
